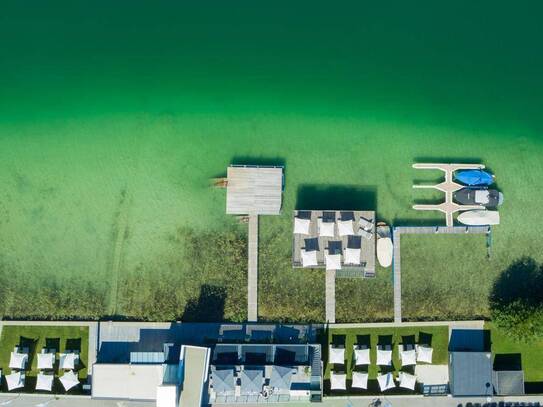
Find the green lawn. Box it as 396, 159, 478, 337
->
486, 322, 543, 384
323, 326, 449, 381
0, 325, 89, 391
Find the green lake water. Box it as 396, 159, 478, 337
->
0, 1, 542, 320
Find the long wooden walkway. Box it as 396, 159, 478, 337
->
392, 225, 491, 323
247, 214, 259, 322
325, 270, 336, 323
392, 228, 402, 323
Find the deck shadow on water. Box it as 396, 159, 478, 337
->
231, 156, 286, 168
296, 185, 376, 210
413, 156, 485, 165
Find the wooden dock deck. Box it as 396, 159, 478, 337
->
292, 210, 376, 274
247, 214, 259, 322
392, 225, 491, 323
325, 270, 336, 323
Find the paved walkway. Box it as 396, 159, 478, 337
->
247, 213, 259, 322
325, 270, 336, 323
392, 228, 402, 323
0, 394, 541, 407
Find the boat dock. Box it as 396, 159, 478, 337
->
412, 163, 485, 226
224, 165, 284, 322
392, 225, 491, 323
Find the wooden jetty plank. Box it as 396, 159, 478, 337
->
247, 213, 259, 322
325, 269, 336, 323
392, 228, 402, 323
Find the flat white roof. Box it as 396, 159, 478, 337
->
226, 166, 283, 215
157, 385, 178, 407
179, 346, 210, 407
92, 364, 163, 401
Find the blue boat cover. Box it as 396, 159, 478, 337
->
454, 170, 494, 186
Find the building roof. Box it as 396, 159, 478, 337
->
213, 343, 311, 366
226, 165, 283, 215
449, 351, 493, 396
211, 367, 235, 394
91, 364, 164, 400
179, 346, 210, 407
240, 369, 263, 394
493, 370, 525, 396
269, 365, 293, 390
156, 385, 178, 407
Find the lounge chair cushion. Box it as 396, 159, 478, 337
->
344, 248, 361, 265
352, 371, 368, 389
354, 347, 370, 365
416, 345, 433, 363
318, 219, 335, 237
399, 372, 417, 390
376, 349, 392, 366
329, 346, 345, 364
301, 250, 318, 267
330, 372, 347, 390
325, 253, 341, 270
293, 217, 311, 235
338, 220, 355, 236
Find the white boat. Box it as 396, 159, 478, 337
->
457, 210, 500, 226
376, 223, 393, 268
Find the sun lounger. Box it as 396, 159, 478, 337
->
358, 228, 373, 240
359, 216, 374, 231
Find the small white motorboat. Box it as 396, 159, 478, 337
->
457, 210, 500, 226
376, 222, 393, 268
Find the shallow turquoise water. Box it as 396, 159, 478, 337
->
0, 1, 542, 318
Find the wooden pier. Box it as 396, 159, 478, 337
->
392, 225, 491, 323
224, 165, 284, 323
392, 228, 402, 323
247, 214, 259, 322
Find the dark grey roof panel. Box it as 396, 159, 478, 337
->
450, 351, 493, 396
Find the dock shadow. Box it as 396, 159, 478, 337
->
413, 156, 484, 165
296, 185, 377, 210
392, 217, 444, 227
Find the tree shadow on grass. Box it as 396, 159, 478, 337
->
296, 185, 376, 210
182, 284, 227, 323
490, 257, 543, 307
